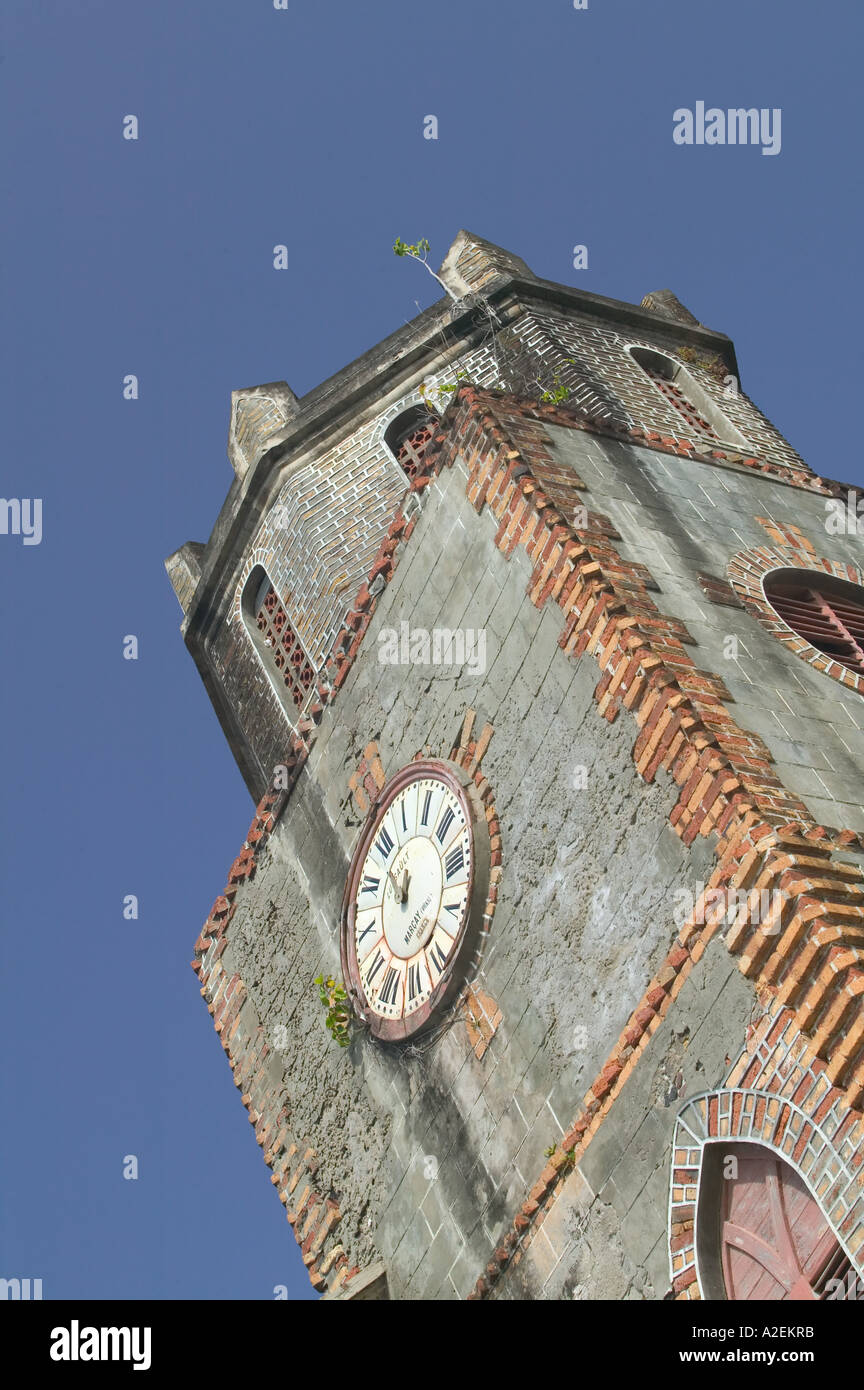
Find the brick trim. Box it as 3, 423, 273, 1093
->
728, 542, 864, 695
399, 389, 864, 1298
190, 786, 362, 1294
195, 384, 864, 1301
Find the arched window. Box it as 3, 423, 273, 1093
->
697, 1142, 853, 1300
384, 406, 438, 482
763, 569, 864, 677
628, 346, 720, 438
242, 565, 316, 713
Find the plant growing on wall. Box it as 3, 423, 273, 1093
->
394, 238, 579, 408
315, 974, 352, 1047
393, 236, 460, 301
419, 369, 470, 408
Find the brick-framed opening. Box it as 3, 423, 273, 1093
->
196, 386, 864, 1300
669, 1084, 864, 1300
764, 570, 864, 678
384, 405, 439, 483
241, 564, 317, 719
627, 345, 747, 448
728, 545, 864, 696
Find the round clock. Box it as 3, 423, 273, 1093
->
340, 759, 490, 1041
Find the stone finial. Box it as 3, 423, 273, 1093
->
228, 381, 299, 480
438, 230, 538, 299
165, 541, 205, 614
640, 290, 701, 327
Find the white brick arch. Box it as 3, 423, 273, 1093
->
668, 1086, 863, 1299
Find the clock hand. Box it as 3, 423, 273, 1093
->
387, 867, 402, 898
400, 868, 410, 903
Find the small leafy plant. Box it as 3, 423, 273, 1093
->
544, 1144, 577, 1168
539, 372, 572, 405
419, 369, 470, 408
538, 358, 579, 404
393, 236, 459, 301
315, 974, 352, 1048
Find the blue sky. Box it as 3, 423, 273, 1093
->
1, 0, 861, 1300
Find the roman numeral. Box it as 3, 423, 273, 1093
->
407, 963, 423, 1002
427, 941, 448, 977
374, 825, 394, 861
443, 901, 461, 917
401, 797, 408, 833
444, 845, 465, 881
357, 920, 377, 945
421, 790, 432, 826
436, 807, 455, 844
364, 951, 385, 987
378, 967, 401, 1007
361, 874, 380, 895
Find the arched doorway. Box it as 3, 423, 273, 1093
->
701, 1143, 852, 1300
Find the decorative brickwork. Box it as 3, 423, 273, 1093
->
188, 368, 864, 1300
214, 298, 827, 795
190, 785, 358, 1294
641, 361, 718, 437
248, 574, 316, 713
348, 741, 388, 816
696, 572, 743, 607
463, 984, 503, 1061
511, 308, 809, 475
174, 236, 864, 1302
202, 385, 864, 1299
728, 543, 864, 695
669, 1008, 864, 1299
370, 386, 864, 1298
385, 408, 439, 483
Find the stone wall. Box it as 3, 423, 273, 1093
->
542, 425, 864, 833
199, 294, 814, 800
214, 454, 715, 1298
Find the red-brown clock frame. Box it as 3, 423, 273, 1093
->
340, 758, 491, 1043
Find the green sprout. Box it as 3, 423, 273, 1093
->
393, 236, 459, 301
315, 974, 352, 1048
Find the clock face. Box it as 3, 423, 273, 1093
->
341, 761, 487, 1041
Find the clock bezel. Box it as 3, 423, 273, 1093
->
340, 758, 490, 1042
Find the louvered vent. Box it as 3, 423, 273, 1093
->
764, 574, 864, 677
812, 1243, 858, 1300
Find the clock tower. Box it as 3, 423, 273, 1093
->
167, 232, 864, 1301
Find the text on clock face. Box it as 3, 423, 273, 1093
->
353, 778, 472, 1020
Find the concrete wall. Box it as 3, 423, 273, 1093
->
543, 425, 864, 832
194, 290, 810, 799
491, 930, 755, 1299
222, 453, 718, 1298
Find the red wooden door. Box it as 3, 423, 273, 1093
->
719, 1144, 847, 1300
